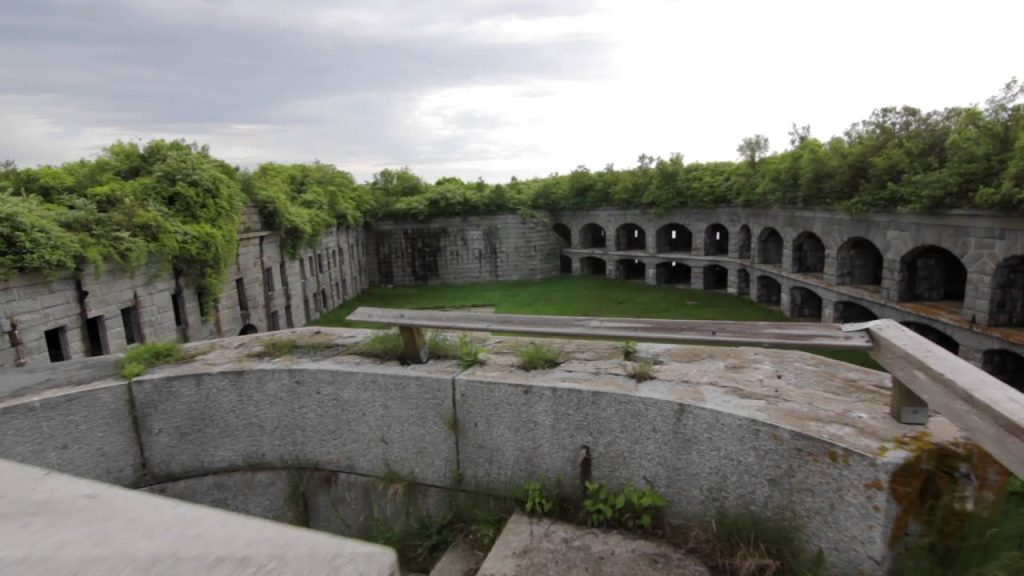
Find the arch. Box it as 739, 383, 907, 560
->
758, 228, 784, 265
579, 223, 606, 249
580, 256, 607, 276
833, 301, 878, 324
655, 261, 691, 285
901, 321, 960, 355
703, 264, 728, 290
559, 255, 572, 274
704, 224, 729, 256
837, 237, 883, 286
238, 324, 258, 336
616, 223, 647, 251
790, 287, 823, 320
616, 258, 646, 280
982, 349, 1024, 392
988, 255, 1024, 327
898, 245, 967, 303
655, 224, 692, 253
736, 268, 750, 297
552, 223, 571, 249
792, 231, 825, 274
738, 225, 752, 259
756, 275, 781, 306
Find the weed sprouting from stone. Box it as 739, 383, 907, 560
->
119, 341, 184, 379
621, 340, 638, 361
250, 338, 333, 359
458, 335, 484, 369
351, 330, 404, 360
517, 342, 560, 371
625, 360, 655, 382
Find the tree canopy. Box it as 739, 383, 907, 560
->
2, 80, 1022, 304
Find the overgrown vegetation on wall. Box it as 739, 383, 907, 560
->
3, 80, 1021, 300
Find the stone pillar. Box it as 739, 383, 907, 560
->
571, 257, 581, 276
726, 267, 739, 295
606, 260, 618, 280
691, 266, 704, 290
645, 265, 658, 286
958, 343, 984, 368
821, 297, 837, 323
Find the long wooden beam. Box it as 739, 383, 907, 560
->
867, 319, 1024, 479
346, 307, 874, 350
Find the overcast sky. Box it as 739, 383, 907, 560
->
1, 0, 1021, 182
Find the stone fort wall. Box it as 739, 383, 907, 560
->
0, 220, 370, 369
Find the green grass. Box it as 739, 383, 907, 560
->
314, 276, 880, 370
517, 342, 561, 371
119, 341, 184, 379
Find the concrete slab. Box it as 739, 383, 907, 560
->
0, 381, 144, 485
429, 536, 485, 576
477, 511, 708, 576
0, 458, 399, 576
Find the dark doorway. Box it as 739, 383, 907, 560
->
616, 224, 646, 251
703, 265, 728, 290
756, 276, 781, 306
85, 315, 108, 357
902, 322, 959, 355
792, 232, 825, 274
758, 228, 784, 265
617, 259, 646, 280
837, 237, 883, 286
982, 349, 1024, 392
704, 224, 729, 256
580, 257, 607, 276
655, 224, 692, 253
45, 327, 70, 362
656, 261, 691, 285
790, 287, 823, 320
988, 255, 1024, 327
834, 301, 878, 324
898, 245, 967, 303
579, 223, 606, 249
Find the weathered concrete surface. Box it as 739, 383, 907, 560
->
0, 458, 399, 576
0, 380, 144, 485
143, 470, 299, 525
429, 536, 485, 576
456, 337, 961, 575
477, 511, 708, 576
130, 330, 461, 485
0, 354, 121, 400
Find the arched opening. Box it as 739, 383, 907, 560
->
552, 223, 571, 249
580, 256, 607, 276
982, 349, 1024, 392
559, 255, 572, 274
616, 258, 646, 280
837, 237, 883, 286
704, 224, 729, 256
758, 228, 784, 265
790, 287, 823, 320
756, 276, 781, 306
737, 268, 750, 297
988, 255, 1024, 327
616, 223, 647, 251
655, 224, 692, 253
834, 301, 878, 324
792, 231, 825, 274
703, 264, 728, 290
897, 245, 967, 304
238, 324, 258, 336
901, 321, 960, 355
738, 225, 752, 259
579, 223, 606, 249
655, 261, 691, 285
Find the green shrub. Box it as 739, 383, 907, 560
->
523, 482, 553, 516
119, 342, 184, 379
582, 481, 667, 531
621, 340, 638, 361
518, 342, 560, 371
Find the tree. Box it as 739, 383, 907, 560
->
738, 135, 770, 168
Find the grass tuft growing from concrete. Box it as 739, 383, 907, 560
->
518, 342, 560, 371
250, 338, 334, 359
351, 330, 404, 360
626, 360, 655, 382
119, 341, 184, 379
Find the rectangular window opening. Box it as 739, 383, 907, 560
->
236, 278, 249, 313
264, 267, 275, 293
85, 315, 108, 357
121, 306, 141, 345
171, 291, 185, 327
44, 327, 70, 363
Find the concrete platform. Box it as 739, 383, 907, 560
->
477, 511, 708, 576
0, 458, 399, 576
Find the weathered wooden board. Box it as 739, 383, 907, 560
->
868, 319, 1024, 479
347, 307, 874, 350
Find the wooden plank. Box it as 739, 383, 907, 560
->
399, 326, 428, 364
346, 307, 874, 350
868, 319, 1024, 479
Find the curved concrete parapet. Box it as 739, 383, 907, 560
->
0, 328, 982, 574
0, 459, 399, 576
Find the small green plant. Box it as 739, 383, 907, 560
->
582, 481, 668, 531
517, 342, 560, 371
523, 481, 553, 515
621, 340, 638, 360
626, 360, 655, 382
583, 481, 621, 527
352, 330, 404, 360
700, 508, 827, 576
458, 334, 484, 369
119, 341, 184, 379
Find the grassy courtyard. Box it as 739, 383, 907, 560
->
315, 275, 879, 369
